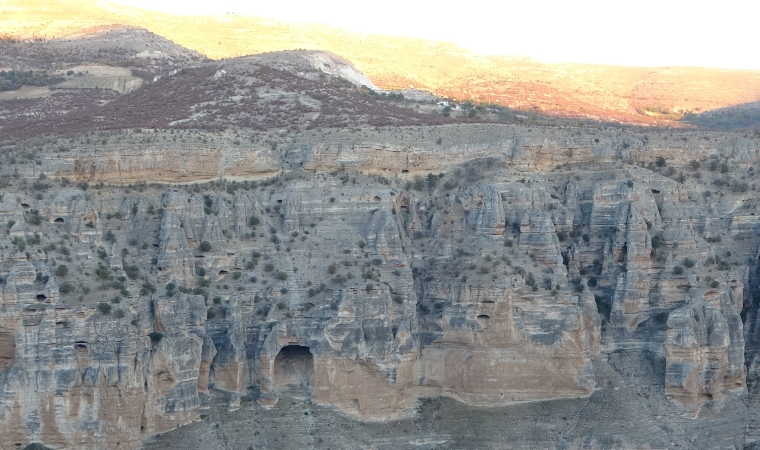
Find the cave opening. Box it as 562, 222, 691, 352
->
274, 345, 313, 397
616, 243, 628, 263
0, 329, 14, 371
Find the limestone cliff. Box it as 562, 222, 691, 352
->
0, 124, 758, 448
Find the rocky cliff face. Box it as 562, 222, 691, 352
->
0, 124, 758, 448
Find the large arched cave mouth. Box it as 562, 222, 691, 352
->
274, 345, 314, 396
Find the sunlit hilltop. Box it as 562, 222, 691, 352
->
2, 0, 760, 126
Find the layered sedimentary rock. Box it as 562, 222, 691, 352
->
666, 292, 745, 415
0, 124, 757, 448
39, 124, 760, 183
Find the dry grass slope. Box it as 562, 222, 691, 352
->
2, 0, 760, 125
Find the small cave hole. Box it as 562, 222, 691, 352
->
276, 199, 283, 204
373, 196, 381, 202
54, 218, 65, 224
218, 270, 229, 275
401, 169, 409, 173
20, 203, 30, 210
651, 189, 661, 194
36, 294, 46, 301
477, 315, 491, 320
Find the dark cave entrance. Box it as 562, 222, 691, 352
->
274, 345, 314, 397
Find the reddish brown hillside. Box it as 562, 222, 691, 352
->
3, 0, 760, 125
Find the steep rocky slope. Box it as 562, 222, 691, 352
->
0, 123, 758, 448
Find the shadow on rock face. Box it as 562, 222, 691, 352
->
274, 345, 313, 399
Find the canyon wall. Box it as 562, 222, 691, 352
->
0, 125, 758, 448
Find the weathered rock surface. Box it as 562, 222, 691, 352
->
0, 124, 757, 448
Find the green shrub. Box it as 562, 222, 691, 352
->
710, 280, 720, 288
56, 265, 68, 277
199, 241, 212, 252
140, 282, 156, 296
97, 302, 111, 314
59, 282, 74, 294
26, 210, 43, 226
655, 156, 666, 167
275, 271, 288, 281
328, 264, 337, 274
684, 258, 695, 268
673, 266, 684, 275
125, 265, 139, 279
11, 237, 26, 252
148, 331, 164, 343
95, 263, 110, 280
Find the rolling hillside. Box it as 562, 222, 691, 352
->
3, 0, 760, 125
